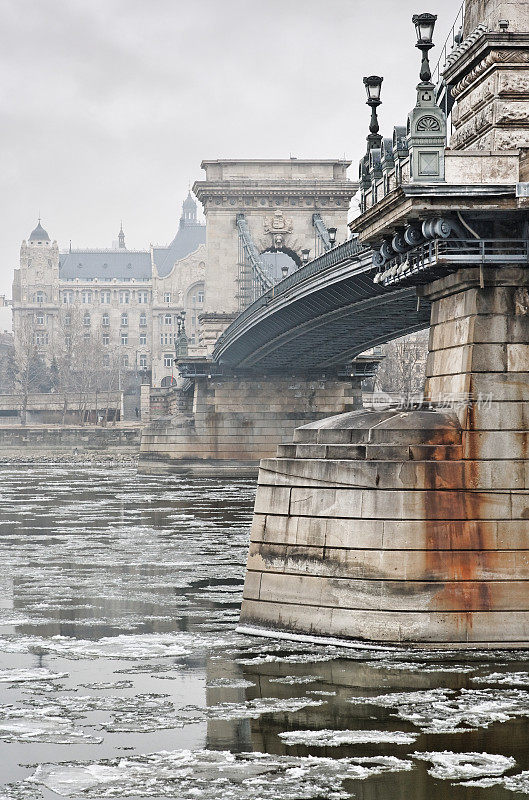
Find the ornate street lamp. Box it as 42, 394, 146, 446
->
412, 12, 437, 83
281, 264, 289, 279
301, 248, 310, 266
363, 75, 383, 137
328, 227, 337, 248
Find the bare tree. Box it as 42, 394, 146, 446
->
375, 331, 429, 400
14, 317, 53, 424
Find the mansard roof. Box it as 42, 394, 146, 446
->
153, 219, 206, 278
59, 250, 151, 281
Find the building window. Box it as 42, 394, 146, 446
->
160, 333, 173, 345
84, 332, 90, 341
35, 312, 44, 325
138, 291, 148, 304
83, 313, 91, 326
64, 313, 71, 326
122, 355, 129, 367
65, 335, 71, 347
81, 290, 92, 304
35, 332, 48, 345
197, 290, 204, 303
121, 333, 128, 346
102, 354, 110, 367
102, 334, 110, 345
139, 333, 147, 346
62, 291, 73, 304
163, 353, 173, 368
139, 354, 147, 369
164, 314, 172, 326
119, 290, 130, 304
35, 291, 45, 303
102, 313, 110, 326
163, 292, 171, 303
100, 290, 111, 304
121, 312, 128, 326
139, 312, 147, 326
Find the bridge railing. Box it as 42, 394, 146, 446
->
378, 238, 529, 287
216, 237, 370, 346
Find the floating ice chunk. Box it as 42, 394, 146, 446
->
280, 729, 419, 746
413, 751, 516, 781
269, 675, 319, 685
472, 672, 529, 687
0, 708, 101, 744
205, 678, 255, 689
78, 681, 133, 690
350, 688, 529, 733
0, 668, 67, 683
29, 748, 413, 798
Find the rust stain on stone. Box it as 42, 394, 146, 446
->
422, 398, 492, 632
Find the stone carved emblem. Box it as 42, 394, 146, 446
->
264, 210, 293, 235
417, 115, 441, 132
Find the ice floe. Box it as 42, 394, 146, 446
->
413, 751, 516, 781
0, 668, 67, 683
29, 748, 413, 798
349, 687, 529, 733
280, 729, 420, 747
0, 707, 102, 744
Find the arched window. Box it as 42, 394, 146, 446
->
35, 291, 45, 303
161, 376, 175, 388
121, 313, 128, 326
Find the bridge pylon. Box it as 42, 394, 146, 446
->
239, 2, 529, 648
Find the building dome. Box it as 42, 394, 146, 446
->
29, 220, 50, 242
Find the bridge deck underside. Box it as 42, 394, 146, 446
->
215, 265, 431, 371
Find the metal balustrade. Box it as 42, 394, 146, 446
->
215, 237, 369, 346
378, 239, 529, 288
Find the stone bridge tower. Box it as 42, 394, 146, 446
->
193, 159, 357, 351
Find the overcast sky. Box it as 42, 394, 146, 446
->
0, 0, 462, 298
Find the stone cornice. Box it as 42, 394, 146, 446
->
350, 183, 517, 242
443, 32, 529, 92
193, 180, 357, 205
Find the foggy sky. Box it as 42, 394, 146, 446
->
0, 0, 461, 301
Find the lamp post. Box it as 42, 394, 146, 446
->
363, 75, 383, 147
281, 264, 289, 279
301, 249, 310, 266
412, 12, 437, 83
328, 227, 337, 248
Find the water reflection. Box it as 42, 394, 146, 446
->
0, 466, 527, 799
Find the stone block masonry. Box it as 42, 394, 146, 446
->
239, 268, 529, 648
138, 374, 360, 475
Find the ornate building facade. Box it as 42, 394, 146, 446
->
12, 195, 206, 390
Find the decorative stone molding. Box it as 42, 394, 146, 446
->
452, 50, 529, 99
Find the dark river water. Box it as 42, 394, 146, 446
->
0, 465, 528, 799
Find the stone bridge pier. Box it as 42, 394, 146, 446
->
138, 370, 365, 476
239, 0, 529, 648
240, 267, 529, 647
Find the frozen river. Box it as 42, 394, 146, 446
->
0, 465, 529, 799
